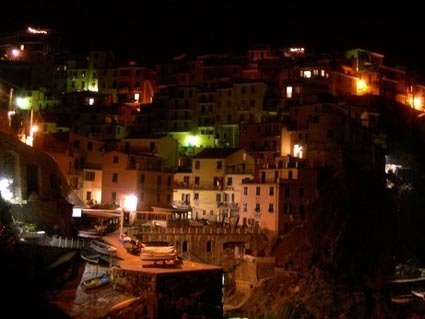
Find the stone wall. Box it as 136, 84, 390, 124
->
132, 227, 256, 265
111, 267, 223, 319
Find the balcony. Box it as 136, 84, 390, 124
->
172, 201, 191, 209
219, 202, 240, 211
174, 182, 190, 189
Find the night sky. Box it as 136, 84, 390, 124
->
1, 1, 424, 69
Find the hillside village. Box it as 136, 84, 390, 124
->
1, 27, 425, 318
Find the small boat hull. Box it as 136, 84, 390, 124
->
81, 274, 110, 291
90, 240, 117, 256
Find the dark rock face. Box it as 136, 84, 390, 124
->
0, 234, 75, 318
227, 96, 425, 318
0, 131, 76, 236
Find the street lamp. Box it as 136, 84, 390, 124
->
16, 96, 37, 146
120, 194, 138, 236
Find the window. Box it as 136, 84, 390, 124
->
268, 203, 274, 212
112, 173, 118, 183
195, 176, 200, 186
195, 160, 200, 169
255, 203, 260, 212
217, 160, 223, 170
243, 203, 247, 212
206, 241, 212, 252
286, 86, 293, 98
288, 170, 293, 180
112, 192, 117, 203
216, 193, 221, 202
227, 177, 232, 186
86, 191, 92, 201
285, 187, 290, 197
85, 171, 95, 181
167, 176, 172, 186
243, 187, 248, 195
269, 186, 274, 196
299, 188, 304, 198
183, 175, 189, 185
256, 187, 260, 196
113, 156, 119, 163
194, 193, 199, 200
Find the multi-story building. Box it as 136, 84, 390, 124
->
241, 156, 317, 235
120, 134, 178, 169
102, 150, 173, 212
173, 148, 255, 222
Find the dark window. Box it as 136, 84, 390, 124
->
217, 160, 222, 169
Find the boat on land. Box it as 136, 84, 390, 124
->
90, 240, 117, 256
391, 294, 414, 304
140, 241, 177, 265
77, 229, 100, 239
81, 273, 110, 291
80, 249, 100, 264
107, 297, 141, 314
412, 288, 425, 299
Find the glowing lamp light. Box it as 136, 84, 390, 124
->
293, 144, 304, 159
11, 49, 20, 57
27, 26, 48, 34
30, 125, 38, 134
72, 208, 82, 217
186, 135, 199, 147
134, 93, 140, 102
356, 79, 368, 95
16, 97, 31, 110
411, 96, 423, 110
0, 178, 14, 202
123, 194, 138, 212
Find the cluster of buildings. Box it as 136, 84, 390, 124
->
0, 26, 418, 236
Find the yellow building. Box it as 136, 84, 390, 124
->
173, 148, 254, 222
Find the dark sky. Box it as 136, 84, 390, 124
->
1, 1, 424, 69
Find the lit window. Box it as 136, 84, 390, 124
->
88, 98, 94, 105
286, 86, 293, 98
294, 144, 303, 158
134, 93, 140, 101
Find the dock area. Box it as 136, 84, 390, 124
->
53, 230, 223, 318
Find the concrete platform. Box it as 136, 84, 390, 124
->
101, 231, 221, 273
